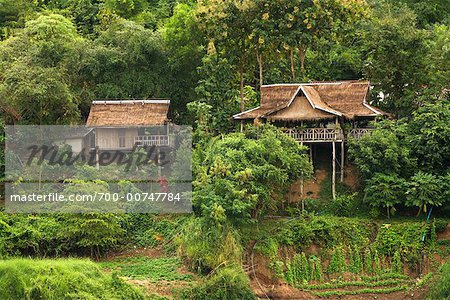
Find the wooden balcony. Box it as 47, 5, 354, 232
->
134, 135, 170, 147
283, 127, 373, 142
283, 128, 344, 142
348, 128, 374, 139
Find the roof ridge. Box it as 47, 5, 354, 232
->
262, 80, 368, 87
92, 100, 170, 105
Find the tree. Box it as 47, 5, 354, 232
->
78, 18, 169, 101
275, 0, 367, 80
405, 171, 444, 216
0, 65, 79, 124
0, 14, 83, 124
387, 0, 450, 27
193, 124, 312, 224
408, 100, 450, 173
0, 0, 34, 39
48, 0, 102, 36
194, 54, 241, 133
163, 3, 204, 122
363, 2, 426, 116
197, 0, 253, 112
423, 25, 450, 96
348, 120, 415, 180
364, 173, 405, 218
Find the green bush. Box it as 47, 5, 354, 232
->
0, 258, 144, 300
278, 215, 372, 249
0, 213, 125, 258
374, 222, 429, 267
176, 217, 242, 273
329, 193, 361, 217
434, 219, 449, 233
392, 250, 403, 274
427, 262, 450, 300
364, 173, 405, 218
193, 124, 312, 223
328, 247, 346, 275
179, 266, 256, 300
286, 252, 310, 284
348, 246, 363, 274
125, 214, 187, 249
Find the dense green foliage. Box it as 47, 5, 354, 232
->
180, 266, 256, 300
427, 261, 450, 300
1, 0, 447, 125
0, 258, 144, 300
0, 0, 449, 298
193, 124, 312, 223
349, 101, 450, 216
253, 215, 442, 285
100, 256, 193, 282
0, 213, 124, 258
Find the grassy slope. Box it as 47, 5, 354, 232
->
0, 258, 145, 300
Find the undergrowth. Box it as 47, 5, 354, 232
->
0, 258, 144, 300
99, 256, 193, 282
311, 285, 408, 297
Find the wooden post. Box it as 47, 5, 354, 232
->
240, 120, 244, 132
95, 146, 99, 170
340, 141, 344, 182
332, 141, 336, 200
300, 141, 304, 212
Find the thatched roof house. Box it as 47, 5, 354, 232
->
86, 99, 170, 127
233, 81, 387, 122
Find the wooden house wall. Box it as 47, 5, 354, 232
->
96, 128, 138, 150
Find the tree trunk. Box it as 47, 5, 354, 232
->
240, 64, 244, 112
256, 50, 263, 89
416, 205, 423, 217
290, 48, 295, 81
299, 45, 307, 73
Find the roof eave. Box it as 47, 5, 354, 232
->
232, 106, 261, 119
300, 86, 342, 117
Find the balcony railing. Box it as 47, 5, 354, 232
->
134, 135, 170, 147
284, 128, 344, 142
283, 127, 373, 142
348, 128, 374, 139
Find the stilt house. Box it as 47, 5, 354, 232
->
232, 80, 388, 199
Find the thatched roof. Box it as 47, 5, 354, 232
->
233, 81, 387, 121
86, 100, 170, 127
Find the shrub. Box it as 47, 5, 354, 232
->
374, 223, 428, 267
349, 246, 363, 274
329, 193, 360, 217
427, 262, 450, 300
285, 253, 311, 285
0, 213, 125, 258
309, 255, 323, 282
126, 214, 187, 249
328, 247, 346, 275
364, 173, 405, 218
405, 172, 445, 216
392, 250, 403, 274
193, 124, 312, 223
434, 219, 448, 233
179, 266, 256, 300
0, 258, 144, 300
278, 215, 371, 250
176, 217, 242, 273
373, 249, 382, 274
364, 248, 373, 274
